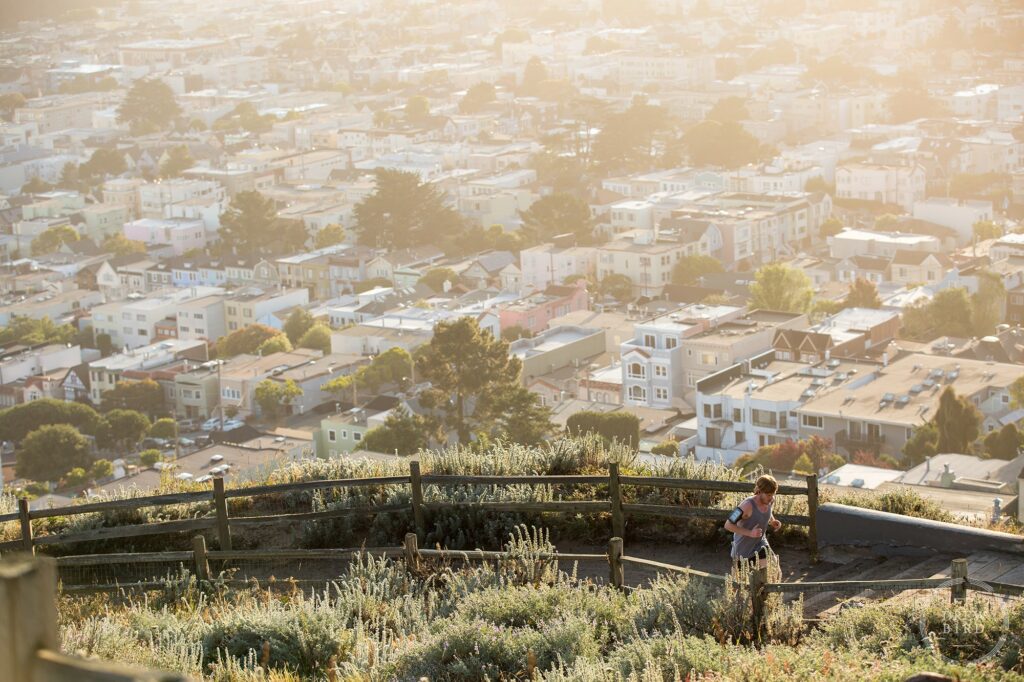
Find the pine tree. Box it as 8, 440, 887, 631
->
934, 387, 980, 454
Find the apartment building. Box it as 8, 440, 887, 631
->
835, 163, 926, 212
90, 286, 223, 349
0, 288, 103, 327
175, 295, 227, 342
87, 338, 207, 404
218, 348, 322, 419
828, 228, 942, 260
596, 234, 687, 298
499, 281, 589, 336
137, 179, 225, 219
223, 288, 309, 333
0, 343, 87, 386
123, 218, 207, 256
796, 353, 1024, 458
316, 396, 403, 456
519, 243, 596, 292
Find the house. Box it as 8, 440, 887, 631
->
835, 255, 890, 285
596, 235, 687, 298
217, 348, 322, 419
90, 286, 223, 349
365, 246, 446, 286
896, 453, 1024, 494
509, 325, 605, 387
223, 287, 309, 334
806, 308, 902, 360
835, 163, 926, 212
123, 218, 208, 256
263, 353, 367, 417
87, 338, 208, 404
0, 288, 104, 327
519, 243, 597, 292
499, 280, 589, 336
0, 343, 87, 386
912, 198, 993, 245
828, 228, 942, 260
887, 250, 954, 287
456, 251, 517, 289
316, 395, 404, 455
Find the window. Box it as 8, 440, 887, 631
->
643, 334, 656, 348
122, 312, 131, 320
194, 313, 204, 320
138, 329, 148, 336
655, 387, 668, 400
341, 430, 348, 439
353, 432, 362, 442
702, 404, 722, 419
752, 409, 777, 428
136, 314, 145, 321
123, 326, 132, 334
801, 414, 824, 429
629, 385, 646, 401
180, 326, 190, 333
665, 337, 677, 349
733, 408, 742, 422
227, 306, 237, 315
628, 362, 645, 379
328, 430, 336, 442
701, 352, 717, 366
654, 365, 667, 377
1002, 394, 1010, 404
735, 430, 746, 444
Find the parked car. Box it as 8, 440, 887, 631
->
140, 437, 169, 450
201, 417, 223, 432
221, 419, 244, 431
177, 437, 195, 447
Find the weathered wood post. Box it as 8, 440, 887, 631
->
212, 477, 232, 551
404, 532, 420, 573
409, 459, 425, 539
749, 566, 768, 641
608, 537, 624, 589
0, 554, 59, 682
951, 558, 968, 603
805, 474, 819, 562
17, 498, 33, 555
609, 462, 624, 541
192, 535, 211, 582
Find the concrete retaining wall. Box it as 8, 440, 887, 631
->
817, 503, 1024, 556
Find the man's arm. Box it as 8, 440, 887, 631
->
769, 511, 782, 530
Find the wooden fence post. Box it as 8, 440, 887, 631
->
608, 537, 623, 590
805, 474, 818, 562
404, 532, 420, 573
749, 566, 767, 641
951, 558, 968, 603
212, 477, 232, 551
609, 462, 624, 541
409, 460, 425, 539
192, 536, 210, 582
17, 498, 33, 555
0, 554, 59, 682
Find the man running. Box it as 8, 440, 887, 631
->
724, 474, 782, 569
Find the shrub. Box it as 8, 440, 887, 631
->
140, 449, 162, 467
650, 440, 679, 457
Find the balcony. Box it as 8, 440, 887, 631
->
834, 429, 886, 455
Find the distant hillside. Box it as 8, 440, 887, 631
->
1, 0, 117, 29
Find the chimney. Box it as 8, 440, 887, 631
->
882, 352, 888, 367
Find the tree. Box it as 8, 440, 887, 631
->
972, 220, 1002, 242
593, 101, 671, 171
160, 145, 194, 177
90, 458, 114, 480
101, 409, 151, 449
0, 399, 105, 444
404, 96, 430, 123
149, 418, 177, 439
64, 467, 90, 487
217, 324, 285, 357
749, 263, 813, 313
984, 423, 1020, 461
254, 379, 302, 419
283, 308, 315, 345
521, 57, 548, 95
353, 169, 463, 250
219, 191, 284, 256
459, 82, 496, 114
419, 267, 459, 293
934, 387, 981, 454
887, 89, 947, 124
819, 217, 843, 238
706, 97, 749, 123
118, 79, 180, 134
501, 325, 531, 342
16, 424, 93, 482
21, 176, 53, 194
80, 148, 126, 181
102, 233, 147, 256
31, 224, 79, 256
679, 119, 770, 169
566, 411, 641, 449
0, 316, 75, 347
213, 102, 273, 134
479, 384, 554, 446
297, 324, 332, 354
1010, 376, 1024, 409
257, 334, 293, 355
359, 406, 432, 456
0, 92, 26, 121
901, 288, 974, 341
416, 318, 524, 444
519, 194, 595, 245
313, 223, 345, 249
100, 379, 165, 418
600, 274, 634, 301
843, 278, 881, 309
971, 270, 1005, 337
651, 440, 679, 456
671, 254, 724, 286
139, 449, 162, 467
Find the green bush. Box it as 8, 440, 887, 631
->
566, 411, 641, 449
650, 440, 679, 457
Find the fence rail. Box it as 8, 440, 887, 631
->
2, 462, 820, 559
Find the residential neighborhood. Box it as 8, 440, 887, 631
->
0, 0, 1023, 529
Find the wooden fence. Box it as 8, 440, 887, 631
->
0, 555, 190, 682
0, 461, 820, 558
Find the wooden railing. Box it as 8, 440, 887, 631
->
0, 555, 190, 682
0, 462, 820, 558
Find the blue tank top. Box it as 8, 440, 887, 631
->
731, 495, 772, 560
